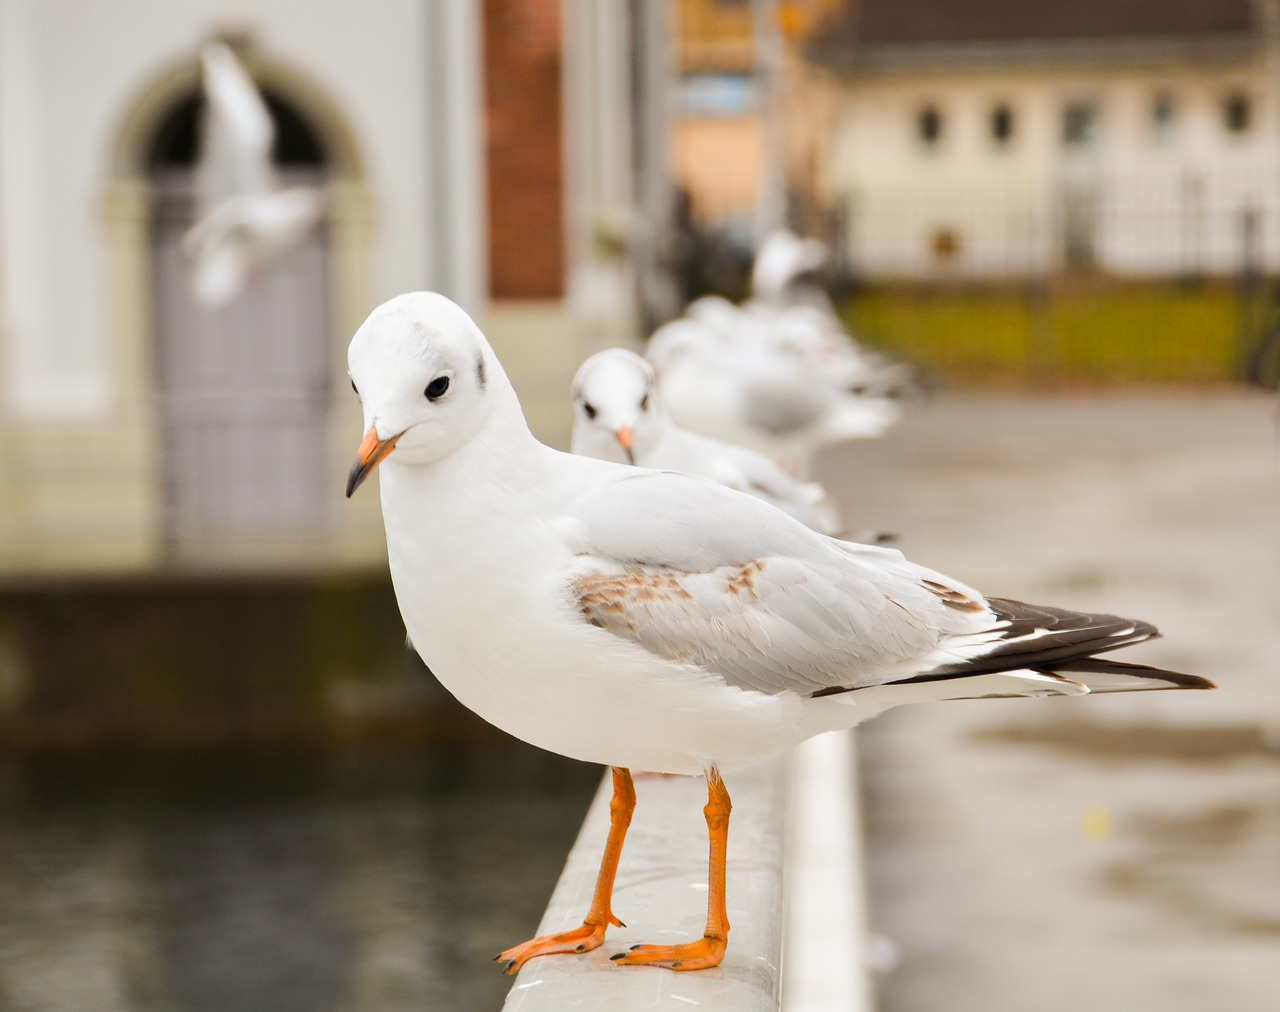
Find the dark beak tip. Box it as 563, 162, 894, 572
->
345, 462, 367, 499
346, 428, 400, 499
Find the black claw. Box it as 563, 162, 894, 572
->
629, 944, 644, 951
671, 961, 683, 969
502, 960, 517, 974
494, 953, 505, 961
610, 952, 626, 961
616, 919, 626, 928
575, 944, 585, 952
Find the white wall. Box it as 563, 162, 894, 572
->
829, 59, 1280, 279
0, 0, 473, 418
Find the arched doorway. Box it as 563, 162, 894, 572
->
146, 83, 332, 549
103, 45, 378, 571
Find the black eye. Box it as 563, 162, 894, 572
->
640, 392, 650, 411
582, 402, 597, 420
425, 376, 450, 401
350, 379, 358, 395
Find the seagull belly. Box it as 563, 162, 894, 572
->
387, 550, 803, 774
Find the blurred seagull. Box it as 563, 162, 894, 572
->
647, 316, 902, 476
571, 348, 843, 533
750, 228, 831, 310
344, 292, 1214, 975
745, 231, 919, 399
182, 42, 325, 307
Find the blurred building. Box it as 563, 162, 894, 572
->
0, 0, 639, 579
808, 0, 1280, 280
673, 0, 844, 232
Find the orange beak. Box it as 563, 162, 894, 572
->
615, 426, 635, 464
346, 426, 401, 498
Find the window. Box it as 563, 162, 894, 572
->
917, 105, 943, 148
1062, 102, 1098, 147
930, 227, 961, 262
1150, 93, 1176, 142
1223, 92, 1252, 134
678, 73, 758, 117
990, 103, 1014, 146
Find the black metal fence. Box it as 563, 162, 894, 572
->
679, 167, 1280, 385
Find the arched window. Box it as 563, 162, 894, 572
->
917, 105, 943, 149
1223, 92, 1252, 135
990, 104, 1014, 146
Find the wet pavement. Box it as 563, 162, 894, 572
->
822, 388, 1280, 1010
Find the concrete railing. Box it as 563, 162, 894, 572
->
503, 731, 872, 1011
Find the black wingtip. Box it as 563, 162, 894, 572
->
1051, 658, 1217, 692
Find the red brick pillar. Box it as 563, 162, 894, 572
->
483, 0, 566, 299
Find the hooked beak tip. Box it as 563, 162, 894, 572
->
346, 427, 401, 498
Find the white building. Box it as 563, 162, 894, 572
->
807, 0, 1280, 280
0, 0, 639, 578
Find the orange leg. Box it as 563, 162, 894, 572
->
497, 767, 636, 974
611, 766, 731, 971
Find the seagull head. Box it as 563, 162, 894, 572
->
345, 292, 503, 496
570, 349, 666, 466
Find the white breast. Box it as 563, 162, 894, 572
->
377, 462, 808, 774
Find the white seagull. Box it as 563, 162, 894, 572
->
646, 316, 902, 475
571, 348, 842, 533
749, 228, 831, 310
344, 292, 1214, 975
182, 42, 325, 308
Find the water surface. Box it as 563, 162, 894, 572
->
0, 740, 598, 1011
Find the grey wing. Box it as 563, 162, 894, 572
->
559, 471, 985, 695
740, 368, 833, 435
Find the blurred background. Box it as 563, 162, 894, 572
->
0, 0, 1276, 1008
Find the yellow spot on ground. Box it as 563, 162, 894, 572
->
1081, 804, 1112, 840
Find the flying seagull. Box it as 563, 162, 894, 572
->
182, 41, 324, 308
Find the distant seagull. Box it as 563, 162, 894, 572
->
750, 228, 830, 309
646, 316, 902, 476
571, 348, 843, 534
343, 291, 1213, 975
182, 42, 325, 308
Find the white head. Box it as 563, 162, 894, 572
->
751, 229, 828, 302
345, 292, 514, 496
570, 349, 668, 465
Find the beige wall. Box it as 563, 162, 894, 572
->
827, 59, 1280, 277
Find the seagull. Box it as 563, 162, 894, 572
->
646, 316, 902, 475
571, 348, 842, 533
344, 292, 1214, 975
182, 42, 325, 308
744, 231, 919, 399
750, 228, 831, 310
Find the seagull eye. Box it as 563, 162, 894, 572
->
582, 402, 598, 420
350, 379, 359, 395
425, 376, 450, 401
